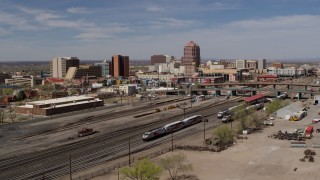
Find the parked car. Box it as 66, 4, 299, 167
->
217, 109, 230, 118
242, 129, 252, 135
263, 120, 274, 126
312, 119, 320, 124
222, 115, 232, 123
316, 129, 320, 133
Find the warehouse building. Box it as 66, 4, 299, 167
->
276, 101, 306, 120
15, 95, 104, 116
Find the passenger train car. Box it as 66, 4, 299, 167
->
142, 115, 202, 141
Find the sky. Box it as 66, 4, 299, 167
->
0, 0, 320, 61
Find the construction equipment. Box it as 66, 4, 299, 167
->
289, 116, 299, 121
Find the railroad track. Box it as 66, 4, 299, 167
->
0, 97, 241, 180
13, 97, 191, 141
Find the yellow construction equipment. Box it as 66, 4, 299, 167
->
289, 116, 299, 121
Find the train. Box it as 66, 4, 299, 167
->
142, 115, 202, 141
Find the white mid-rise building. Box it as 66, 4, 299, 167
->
50, 57, 79, 78
119, 84, 137, 95
236, 59, 246, 69
258, 59, 266, 70
268, 68, 297, 77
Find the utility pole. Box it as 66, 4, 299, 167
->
202, 110, 206, 141
69, 155, 72, 180
31, 106, 33, 120
128, 137, 131, 166
118, 169, 120, 180
190, 85, 193, 108
171, 132, 174, 152
127, 95, 129, 105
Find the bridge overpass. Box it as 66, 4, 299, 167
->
200, 82, 320, 90
193, 87, 319, 99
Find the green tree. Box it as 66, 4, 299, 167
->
231, 104, 247, 122
266, 100, 281, 115
238, 115, 255, 131
40, 84, 53, 92
120, 158, 162, 180
2, 88, 13, 96
213, 125, 234, 146
159, 153, 192, 180
0, 110, 6, 127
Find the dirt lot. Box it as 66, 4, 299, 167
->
90, 99, 320, 180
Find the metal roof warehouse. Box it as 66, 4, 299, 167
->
15, 95, 104, 116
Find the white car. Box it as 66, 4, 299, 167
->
312, 119, 320, 124
269, 117, 275, 120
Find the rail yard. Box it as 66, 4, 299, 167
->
0, 95, 241, 179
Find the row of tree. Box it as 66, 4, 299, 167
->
213, 99, 286, 146
120, 153, 192, 180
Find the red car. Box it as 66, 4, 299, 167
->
312, 119, 320, 124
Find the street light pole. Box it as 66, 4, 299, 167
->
69, 155, 72, 180
128, 137, 131, 166
190, 85, 193, 108
171, 132, 174, 152
203, 110, 205, 141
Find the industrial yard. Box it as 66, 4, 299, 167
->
91, 99, 320, 180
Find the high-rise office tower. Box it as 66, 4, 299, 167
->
50, 57, 80, 78
111, 55, 129, 78
181, 41, 200, 76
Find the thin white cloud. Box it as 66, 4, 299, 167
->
35, 13, 62, 21
0, 28, 10, 36
150, 18, 194, 29
45, 19, 94, 29
0, 11, 37, 30
226, 15, 320, 30
146, 6, 165, 12
66, 7, 93, 14
76, 24, 134, 40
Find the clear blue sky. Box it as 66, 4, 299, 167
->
0, 0, 320, 61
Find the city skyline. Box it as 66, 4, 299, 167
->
0, 0, 320, 61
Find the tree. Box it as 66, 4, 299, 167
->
0, 110, 6, 127
266, 100, 281, 115
238, 115, 255, 131
231, 104, 247, 122
2, 88, 13, 96
120, 158, 162, 180
213, 125, 234, 146
160, 153, 192, 180
251, 111, 267, 128
16, 90, 26, 101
